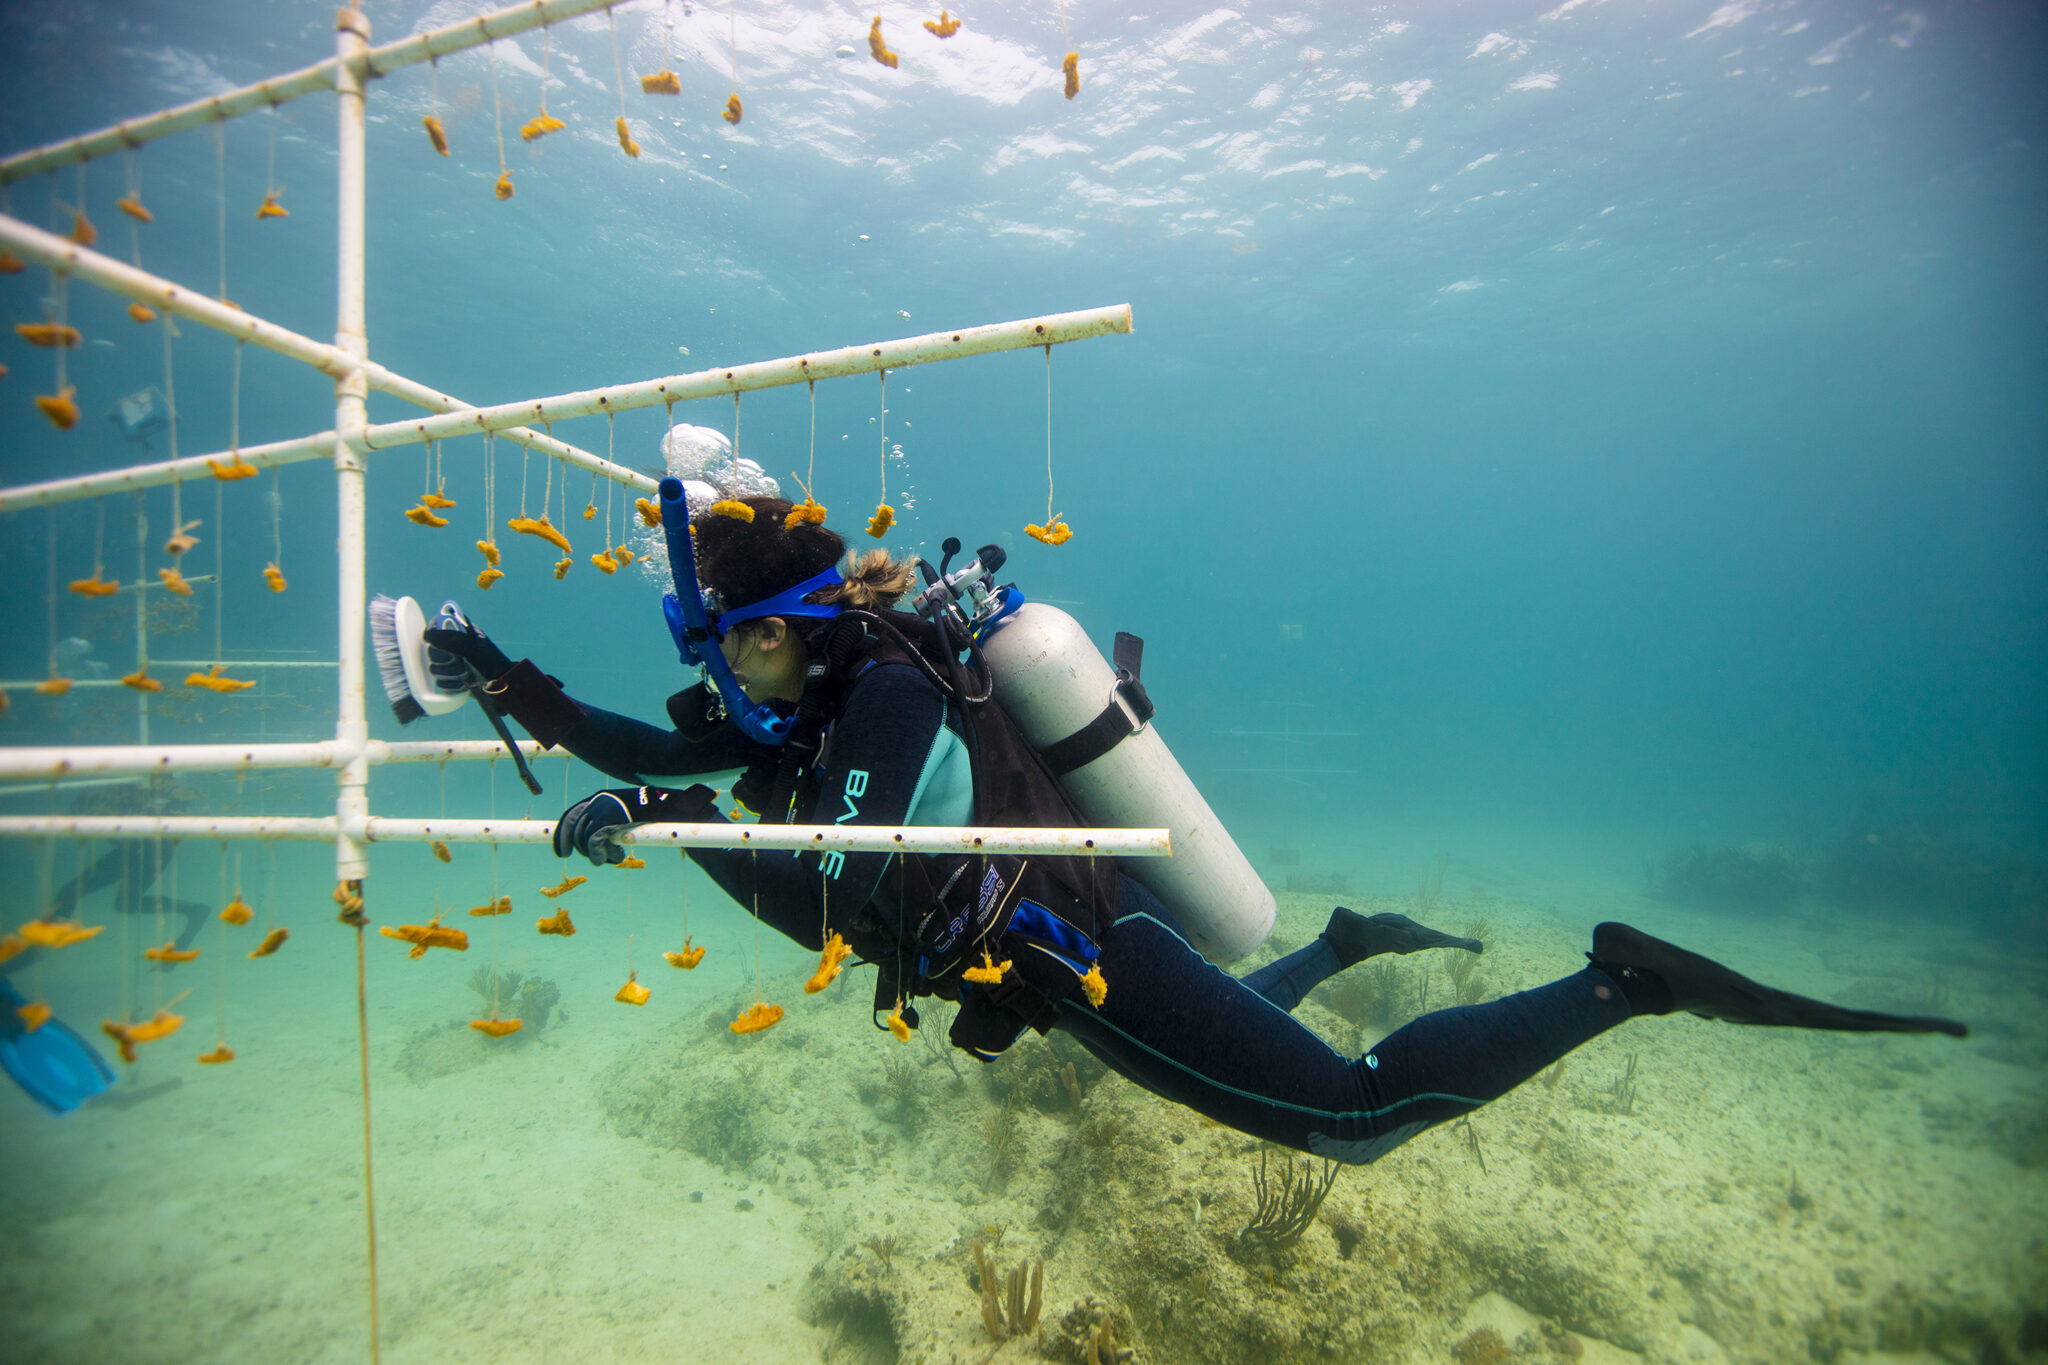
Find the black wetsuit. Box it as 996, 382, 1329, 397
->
542, 662, 1630, 1165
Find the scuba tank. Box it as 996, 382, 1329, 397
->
915, 541, 1275, 966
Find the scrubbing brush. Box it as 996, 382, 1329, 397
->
369, 594, 467, 724
368, 594, 543, 794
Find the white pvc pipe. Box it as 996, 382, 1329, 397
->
0, 743, 344, 779
0, 739, 540, 781
0, 815, 1174, 857
0, 815, 342, 840
0, 0, 621, 185
0, 216, 635, 510
374, 740, 547, 764
333, 6, 374, 883
355, 306, 1136, 451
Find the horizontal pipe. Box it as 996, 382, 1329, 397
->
0, 216, 638, 509
0, 815, 1174, 857
0, 815, 343, 840
355, 306, 1136, 451
0, 0, 621, 186
0, 776, 148, 796
0, 738, 545, 781
373, 740, 547, 764
0, 742, 343, 779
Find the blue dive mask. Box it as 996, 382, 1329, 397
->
657, 478, 842, 746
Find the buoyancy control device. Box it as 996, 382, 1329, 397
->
914, 541, 1276, 965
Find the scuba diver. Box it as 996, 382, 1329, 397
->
421, 484, 1967, 1166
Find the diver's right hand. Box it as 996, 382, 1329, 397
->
553, 784, 722, 865
421, 600, 513, 692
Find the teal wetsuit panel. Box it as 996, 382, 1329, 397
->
903, 724, 972, 826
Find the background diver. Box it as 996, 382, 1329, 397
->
418, 485, 1966, 1167
1, 782, 198, 1115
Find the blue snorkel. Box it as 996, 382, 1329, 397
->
657, 477, 842, 746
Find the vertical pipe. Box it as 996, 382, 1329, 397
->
332, 10, 381, 1365
333, 7, 371, 882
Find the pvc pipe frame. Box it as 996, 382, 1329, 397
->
0, 215, 631, 511
0, 815, 1174, 858
0, 0, 623, 185
0, 6, 1142, 878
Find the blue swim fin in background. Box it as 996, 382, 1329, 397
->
0, 978, 115, 1114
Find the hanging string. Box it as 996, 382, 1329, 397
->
731, 393, 742, 483
423, 56, 450, 155
215, 121, 228, 300
49, 269, 70, 396
161, 306, 186, 572
489, 42, 512, 198
115, 836, 135, 1026
488, 755, 505, 1020
229, 342, 243, 453
1058, 0, 1080, 99
352, 911, 382, 1365
213, 477, 224, 664
723, 11, 743, 124
133, 493, 150, 691
1040, 349, 1056, 527
121, 147, 142, 219
556, 447, 569, 537
151, 836, 167, 1009
260, 104, 286, 214
1045, 347, 1055, 523
215, 843, 231, 1052
122, 148, 147, 272
92, 499, 107, 583
749, 850, 764, 1004
681, 866, 692, 949
624, 862, 637, 982
269, 465, 284, 583
862, 372, 895, 537
32, 839, 53, 1006
807, 381, 818, 496
604, 414, 617, 548
608, 10, 641, 157
44, 508, 57, 682
1027, 348, 1070, 544
609, 11, 629, 113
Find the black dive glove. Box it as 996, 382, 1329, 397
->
554, 784, 722, 865
421, 601, 514, 691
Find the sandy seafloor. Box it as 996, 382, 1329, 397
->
2, 827, 2043, 1365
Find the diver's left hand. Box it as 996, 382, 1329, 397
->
553, 784, 721, 865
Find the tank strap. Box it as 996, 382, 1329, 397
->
1038, 631, 1155, 776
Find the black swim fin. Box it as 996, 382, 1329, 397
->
1324, 907, 1483, 969
1588, 921, 1967, 1038
0, 980, 116, 1114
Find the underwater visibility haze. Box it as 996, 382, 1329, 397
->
0, 0, 2042, 1361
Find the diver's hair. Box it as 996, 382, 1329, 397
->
824, 548, 916, 610
693, 495, 914, 625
